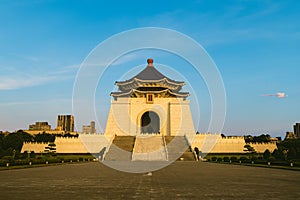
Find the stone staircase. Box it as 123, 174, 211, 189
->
132, 136, 167, 161
165, 136, 196, 161
104, 136, 135, 161
104, 135, 196, 161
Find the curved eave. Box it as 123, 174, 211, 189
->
110, 90, 132, 97
111, 88, 189, 98
116, 78, 184, 86
116, 78, 185, 92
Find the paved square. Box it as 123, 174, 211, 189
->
0, 162, 299, 199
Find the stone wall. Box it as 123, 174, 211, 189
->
21, 142, 48, 153
21, 134, 277, 155
21, 134, 113, 154
191, 134, 277, 154
24, 130, 79, 135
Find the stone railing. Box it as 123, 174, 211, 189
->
162, 135, 168, 161
102, 134, 115, 161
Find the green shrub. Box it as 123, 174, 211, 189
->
271, 160, 289, 166
239, 156, 250, 163
268, 156, 276, 162
211, 157, 217, 162
263, 149, 271, 160
230, 157, 238, 162
217, 157, 222, 162
239, 156, 247, 161
13, 160, 30, 166
0, 160, 9, 166
251, 156, 259, 161
1, 156, 14, 162
256, 156, 263, 160
47, 158, 61, 164
253, 159, 266, 164
223, 157, 230, 162
292, 161, 300, 167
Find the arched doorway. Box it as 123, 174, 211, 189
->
141, 111, 160, 134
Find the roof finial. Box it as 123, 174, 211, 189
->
147, 58, 153, 67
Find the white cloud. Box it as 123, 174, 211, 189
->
0, 98, 71, 106
0, 75, 56, 90
261, 92, 288, 98
50, 64, 80, 75
0, 64, 79, 90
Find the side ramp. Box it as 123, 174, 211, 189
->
104, 136, 135, 161
79, 134, 113, 156
165, 136, 195, 161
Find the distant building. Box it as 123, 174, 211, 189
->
29, 122, 51, 131
294, 123, 300, 138
57, 115, 74, 132
285, 131, 297, 140
82, 121, 96, 134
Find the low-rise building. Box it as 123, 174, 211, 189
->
29, 122, 51, 131
285, 131, 297, 140
82, 121, 96, 134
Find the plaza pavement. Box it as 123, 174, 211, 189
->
0, 161, 299, 199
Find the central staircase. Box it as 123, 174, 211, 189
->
103, 135, 196, 161
132, 136, 167, 161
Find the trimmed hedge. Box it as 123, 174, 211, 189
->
230, 157, 238, 162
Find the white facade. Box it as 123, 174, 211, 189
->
105, 97, 195, 136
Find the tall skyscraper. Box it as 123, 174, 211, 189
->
57, 115, 74, 132
294, 123, 300, 138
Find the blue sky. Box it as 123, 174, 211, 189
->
0, 0, 299, 138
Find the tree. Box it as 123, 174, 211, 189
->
15, 130, 33, 142
276, 138, 300, 161
45, 142, 56, 155
287, 147, 297, 160
272, 149, 284, 161
244, 144, 256, 159
3, 133, 24, 152
30, 151, 36, 158
263, 149, 271, 160
244, 135, 253, 143
244, 134, 272, 143
244, 144, 255, 153
35, 133, 55, 143
194, 147, 199, 157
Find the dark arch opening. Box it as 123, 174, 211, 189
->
141, 111, 160, 134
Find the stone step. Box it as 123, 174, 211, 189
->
104, 136, 196, 161
132, 136, 167, 161
104, 136, 135, 161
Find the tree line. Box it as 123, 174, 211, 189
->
246, 138, 300, 162
244, 134, 274, 143
0, 130, 78, 159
